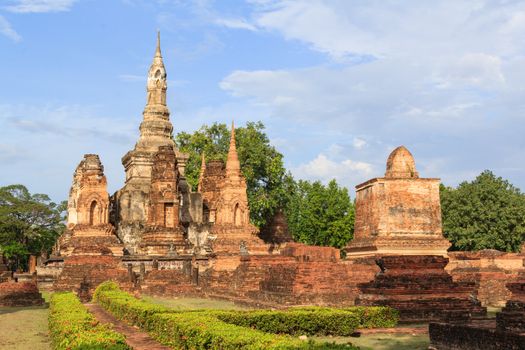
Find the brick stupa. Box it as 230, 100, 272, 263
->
199, 123, 268, 256
345, 146, 485, 322
345, 146, 451, 257
55, 155, 127, 299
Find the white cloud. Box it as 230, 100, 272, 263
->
249, 1, 525, 60
214, 17, 257, 31
293, 153, 373, 189
352, 137, 366, 150
0, 15, 21, 42
5, 0, 77, 13
437, 53, 505, 88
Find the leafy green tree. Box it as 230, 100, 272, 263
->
441, 170, 525, 252
285, 179, 355, 248
176, 121, 291, 228
0, 184, 66, 270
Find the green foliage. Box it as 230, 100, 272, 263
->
288, 306, 399, 329
48, 292, 129, 350
285, 179, 355, 248
175, 122, 293, 228
441, 170, 525, 252
93, 283, 357, 349
214, 309, 360, 336
0, 184, 66, 269
175, 122, 355, 249
94, 281, 171, 328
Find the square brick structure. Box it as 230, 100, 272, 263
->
345, 146, 485, 322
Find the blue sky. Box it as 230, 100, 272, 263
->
1, 0, 525, 202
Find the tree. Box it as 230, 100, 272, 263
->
441, 170, 525, 252
176, 121, 291, 228
0, 184, 66, 270
285, 179, 355, 249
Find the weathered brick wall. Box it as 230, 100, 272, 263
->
54, 255, 129, 299
357, 255, 486, 322
139, 269, 197, 296
202, 244, 378, 307
429, 321, 525, 350
447, 250, 525, 307
0, 281, 45, 307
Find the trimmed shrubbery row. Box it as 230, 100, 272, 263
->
48, 292, 129, 350
289, 306, 399, 329
93, 282, 357, 349
213, 310, 360, 336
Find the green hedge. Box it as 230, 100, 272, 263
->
94, 282, 170, 328
48, 292, 129, 350
213, 310, 360, 335
289, 306, 399, 329
93, 282, 356, 350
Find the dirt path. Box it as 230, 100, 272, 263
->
85, 303, 172, 350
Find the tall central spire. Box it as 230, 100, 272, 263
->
135, 32, 174, 152
145, 31, 167, 109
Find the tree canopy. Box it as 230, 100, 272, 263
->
175, 122, 354, 248
441, 170, 525, 252
176, 121, 292, 228
0, 184, 66, 269
285, 179, 355, 249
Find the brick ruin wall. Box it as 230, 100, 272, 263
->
447, 250, 525, 307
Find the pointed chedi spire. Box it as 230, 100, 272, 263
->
197, 152, 206, 192
155, 30, 162, 58
146, 31, 167, 108
134, 31, 174, 152
226, 121, 241, 177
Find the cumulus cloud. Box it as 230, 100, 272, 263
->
293, 153, 373, 189
4, 0, 77, 13
215, 1, 525, 190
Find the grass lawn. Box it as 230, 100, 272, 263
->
142, 294, 252, 310
0, 305, 51, 350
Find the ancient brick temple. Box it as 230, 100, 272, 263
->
49, 34, 269, 295
42, 34, 522, 321
345, 147, 485, 322
345, 146, 450, 257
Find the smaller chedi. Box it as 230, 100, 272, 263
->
59, 154, 124, 257
345, 146, 451, 257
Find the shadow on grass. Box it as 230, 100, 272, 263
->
315, 333, 430, 350
0, 304, 48, 315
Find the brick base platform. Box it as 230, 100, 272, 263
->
357, 255, 486, 322
429, 279, 525, 349
0, 282, 45, 307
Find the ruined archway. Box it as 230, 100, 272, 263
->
89, 200, 100, 225
234, 203, 242, 226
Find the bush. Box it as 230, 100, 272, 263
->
289, 306, 399, 329
48, 292, 129, 350
93, 283, 356, 349
213, 309, 360, 335
147, 312, 354, 349
94, 282, 170, 328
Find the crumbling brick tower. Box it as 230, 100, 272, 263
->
55, 155, 127, 299
346, 146, 451, 257
139, 145, 187, 255
199, 123, 268, 256
345, 146, 485, 322
114, 32, 189, 253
